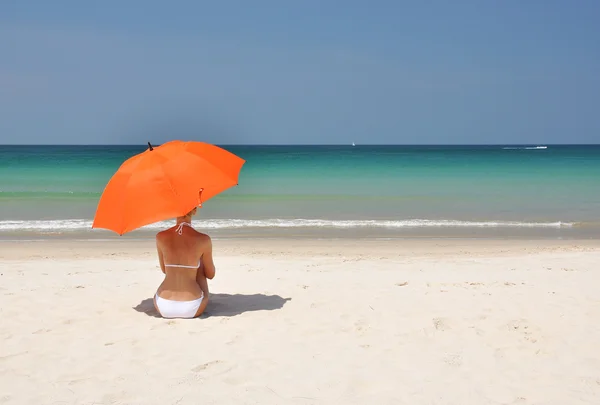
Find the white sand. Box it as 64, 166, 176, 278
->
1, 239, 599, 405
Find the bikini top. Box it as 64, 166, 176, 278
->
163, 222, 201, 269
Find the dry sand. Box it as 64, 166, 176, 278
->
1, 238, 599, 405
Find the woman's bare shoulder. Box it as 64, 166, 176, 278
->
155, 229, 171, 239
192, 229, 211, 240
191, 230, 212, 247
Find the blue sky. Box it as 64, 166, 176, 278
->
1, 0, 599, 145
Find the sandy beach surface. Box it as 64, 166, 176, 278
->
1, 238, 599, 405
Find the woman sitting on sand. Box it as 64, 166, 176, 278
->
153, 207, 215, 319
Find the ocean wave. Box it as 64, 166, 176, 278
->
0, 218, 574, 232
502, 146, 548, 150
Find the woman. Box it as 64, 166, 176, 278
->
153, 207, 216, 318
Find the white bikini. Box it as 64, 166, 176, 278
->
155, 222, 204, 319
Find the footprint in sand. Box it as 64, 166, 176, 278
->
443, 353, 463, 367
66, 376, 96, 386
192, 360, 233, 376
432, 317, 450, 331
467, 282, 485, 287
101, 392, 132, 404
506, 319, 539, 343
192, 360, 222, 371
354, 319, 370, 335
494, 347, 507, 359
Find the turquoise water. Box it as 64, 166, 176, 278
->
1, 144, 599, 238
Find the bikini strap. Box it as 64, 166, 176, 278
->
175, 222, 192, 235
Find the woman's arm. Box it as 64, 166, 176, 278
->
201, 236, 216, 280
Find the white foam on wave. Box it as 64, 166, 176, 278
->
0, 218, 573, 232
502, 146, 548, 150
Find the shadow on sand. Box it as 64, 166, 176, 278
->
133, 293, 291, 318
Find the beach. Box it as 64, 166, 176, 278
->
1, 238, 599, 404
2, 144, 600, 404
3, 2, 600, 403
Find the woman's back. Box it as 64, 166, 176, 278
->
160, 224, 202, 267
153, 209, 216, 319
156, 223, 209, 301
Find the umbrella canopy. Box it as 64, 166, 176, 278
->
92, 140, 245, 235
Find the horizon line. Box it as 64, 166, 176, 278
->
2, 143, 600, 147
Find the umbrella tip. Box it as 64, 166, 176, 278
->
147, 142, 153, 151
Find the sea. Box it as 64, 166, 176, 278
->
1, 144, 599, 240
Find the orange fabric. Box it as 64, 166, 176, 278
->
92, 140, 245, 235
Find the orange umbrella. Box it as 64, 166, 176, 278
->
92, 140, 245, 235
